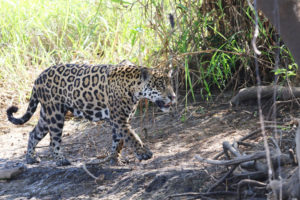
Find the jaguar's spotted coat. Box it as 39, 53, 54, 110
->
7, 62, 176, 166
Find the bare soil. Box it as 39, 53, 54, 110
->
0, 95, 297, 199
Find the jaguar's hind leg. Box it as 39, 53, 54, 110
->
46, 104, 70, 166
26, 107, 49, 164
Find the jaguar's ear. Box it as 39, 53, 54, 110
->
163, 67, 173, 78
141, 67, 151, 81
167, 69, 173, 78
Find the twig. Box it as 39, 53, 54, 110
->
82, 163, 105, 184
239, 126, 274, 142
35, 142, 86, 148
288, 149, 298, 165
85, 155, 113, 165
195, 151, 266, 166
82, 163, 98, 180
213, 151, 225, 160
81, 155, 113, 182
237, 141, 257, 148
165, 191, 237, 200
237, 179, 266, 200
207, 165, 238, 192
230, 171, 267, 181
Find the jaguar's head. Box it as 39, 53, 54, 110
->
139, 68, 176, 112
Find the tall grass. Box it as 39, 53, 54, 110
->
0, 0, 161, 103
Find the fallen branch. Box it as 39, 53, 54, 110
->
82, 163, 105, 184
237, 141, 257, 148
165, 191, 237, 200
231, 171, 267, 181
81, 155, 113, 183
83, 155, 113, 165
207, 165, 238, 192
239, 126, 274, 142
82, 163, 98, 180
195, 151, 266, 166
223, 141, 241, 158
237, 179, 266, 200
213, 127, 273, 160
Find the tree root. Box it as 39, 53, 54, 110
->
194, 124, 300, 200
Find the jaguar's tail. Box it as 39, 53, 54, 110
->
7, 89, 39, 125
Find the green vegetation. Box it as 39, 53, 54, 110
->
0, 0, 161, 102
0, 0, 296, 104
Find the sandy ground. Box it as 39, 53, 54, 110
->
0, 96, 279, 199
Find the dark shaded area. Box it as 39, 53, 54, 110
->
0, 163, 131, 199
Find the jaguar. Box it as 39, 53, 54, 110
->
7, 61, 176, 166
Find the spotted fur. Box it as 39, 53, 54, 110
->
7, 63, 176, 166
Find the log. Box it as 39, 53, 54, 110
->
230, 86, 300, 106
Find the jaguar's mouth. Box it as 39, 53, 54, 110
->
155, 100, 171, 109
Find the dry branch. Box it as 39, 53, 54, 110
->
208, 141, 242, 192
165, 191, 237, 200
223, 141, 241, 158
232, 171, 267, 181
207, 165, 238, 192
239, 126, 273, 142
214, 126, 273, 160
237, 179, 266, 200
81, 155, 113, 183
82, 163, 105, 184
195, 151, 266, 166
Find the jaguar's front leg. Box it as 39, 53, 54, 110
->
110, 127, 124, 165
110, 122, 152, 164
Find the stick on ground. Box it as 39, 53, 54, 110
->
195, 151, 266, 166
